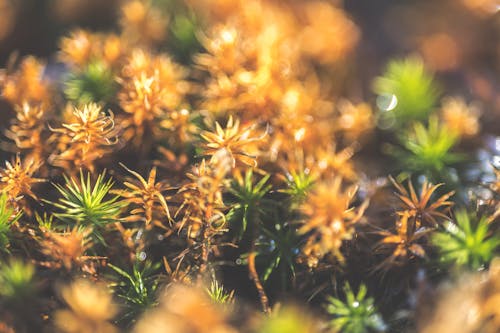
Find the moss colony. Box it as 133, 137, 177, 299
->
0, 0, 499, 332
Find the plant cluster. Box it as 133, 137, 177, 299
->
0, 1, 498, 332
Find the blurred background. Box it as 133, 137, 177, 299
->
0, 0, 498, 130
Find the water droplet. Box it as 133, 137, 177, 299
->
377, 112, 396, 130
376, 93, 398, 111
135, 229, 143, 242
493, 156, 500, 168
475, 187, 492, 200
495, 137, 500, 152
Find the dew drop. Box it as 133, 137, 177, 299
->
493, 155, 500, 168
376, 93, 398, 112
377, 112, 396, 130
